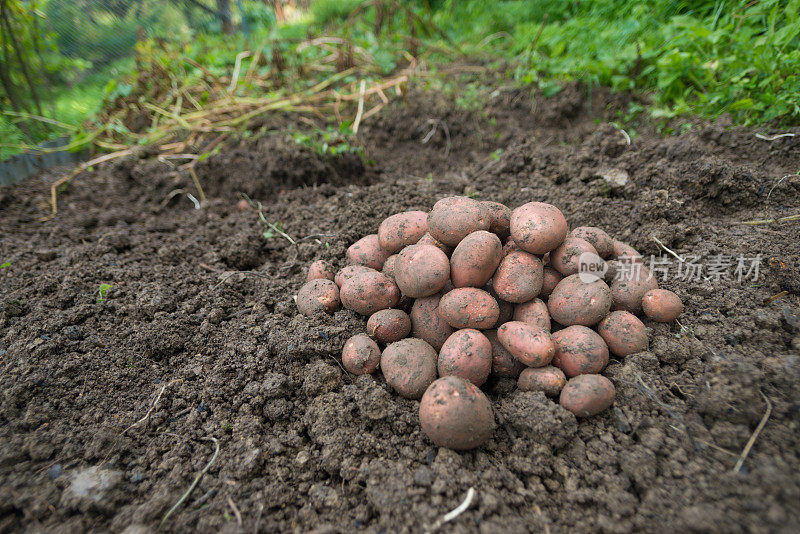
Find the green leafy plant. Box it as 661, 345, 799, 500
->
97, 283, 112, 303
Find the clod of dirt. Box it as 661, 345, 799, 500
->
60, 467, 122, 513
499, 390, 578, 450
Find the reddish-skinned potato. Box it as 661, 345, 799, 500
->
381, 338, 438, 399
341, 334, 381, 375
547, 274, 612, 326
450, 230, 503, 288
394, 244, 451, 298
513, 298, 551, 332
502, 239, 520, 257
642, 289, 683, 322
335, 264, 376, 288
509, 202, 569, 255
550, 237, 599, 277
612, 240, 643, 263
367, 309, 412, 344
340, 271, 400, 316
427, 196, 490, 247
486, 329, 525, 378
381, 254, 399, 278
493, 250, 544, 303
307, 260, 335, 282
419, 376, 495, 450
416, 232, 452, 256
438, 288, 500, 330
346, 234, 392, 270
438, 329, 492, 386
539, 267, 563, 300
518, 366, 566, 396
411, 295, 455, 351
296, 279, 340, 316
559, 374, 615, 417
497, 321, 555, 367
610, 265, 658, 315
482, 201, 512, 241
571, 227, 615, 259
597, 311, 649, 356
552, 325, 609, 377
378, 210, 428, 253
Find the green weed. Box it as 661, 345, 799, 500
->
97, 283, 112, 303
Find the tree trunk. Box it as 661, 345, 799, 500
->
216, 0, 233, 34
0, 0, 43, 115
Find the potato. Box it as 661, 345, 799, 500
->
502, 239, 520, 256
552, 325, 609, 377
419, 376, 495, 450
346, 234, 392, 270
450, 230, 503, 288
296, 279, 340, 316
427, 196, 490, 247
492, 250, 544, 303
610, 265, 658, 315
509, 202, 569, 255
559, 374, 615, 417
539, 267, 563, 299
341, 334, 381, 375
570, 226, 614, 259
482, 201, 512, 241
513, 298, 551, 332
381, 338, 438, 399
307, 260, 335, 282
597, 311, 648, 356
416, 232, 452, 256
340, 271, 400, 316
547, 274, 612, 326
394, 244, 451, 298
438, 288, 500, 329
335, 264, 376, 288
485, 329, 525, 378
497, 321, 555, 367
437, 329, 491, 386
612, 240, 643, 263
642, 289, 683, 322
517, 366, 566, 396
378, 210, 428, 253
381, 254, 399, 278
367, 309, 412, 344
550, 237, 599, 277
411, 295, 455, 351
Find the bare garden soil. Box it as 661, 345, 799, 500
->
1, 83, 799, 533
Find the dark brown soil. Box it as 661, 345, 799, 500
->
1, 83, 799, 534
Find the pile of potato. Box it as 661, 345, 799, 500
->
297, 197, 683, 450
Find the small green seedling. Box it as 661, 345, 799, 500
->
0, 262, 10, 270
97, 284, 112, 303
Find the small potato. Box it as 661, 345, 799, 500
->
539, 267, 563, 299
340, 271, 400, 316
547, 274, 612, 326
450, 231, 503, 288
381, 338, 438, 399
438, 288, 500, 330
346, 234, 392, 270
610, 265, 658, 315
597, 311, 648, 356
419, 376, 495, 450
341, 334, 381, 375
378, 210, 428, 253
427, 196, 490, 247
570, 227, 614, 259
307, 260, 335, 282
367, 309, 412, 344
438, 329, 492, 386
394, 244, 451, 298
492, 250, 544, 303
559, 374, 615, 417
642, 289, 683, 322
612, 240, 643, 263
486, 329, 525, 378
411, 295, 455, 351
550, 237, 600, 277
513, 298, 551, 332
497, 321, 555, 367
509, 202, 568, 255
518, 366, 566, 396
482, 201, 512, 241
502, 239, 520, 256
552, 325, 609, 377
417, 232, 452, 256
381, 254, 399, 278
296, 279, 340, 316
335, 264, 376, 288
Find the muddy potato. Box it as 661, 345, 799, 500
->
550, 237, 600, 277
307, 260, 335, 282
597, 311, 648, 356
340, 271, 400, 316
378, 210, 428, 253
416, 232, 452, 256
427, 196, 491, 247
482, 201, 512, 241
539, 267, 563, 300
411, 295, 455, 351
335, 264, 376, 287
570, 226, 615, 259
612, 240, 643, 263
492, 250, 544, 303
486, 329, 525, 378
419, 376, 495, 450
547, 274, 612, 326
513, 298, 551, 332
341, 334, 381, 375
438, 329, 492, 386
552, 325, 609, 377
438, 288, 500, 330
296, 279, 340, 316
394, 244, 451, 298
509, 202, 569, 255
450, 231, 503, 288
367, 309, 412, 344
518, 366, 566, 396
381, 254, 399, 278
497, 321, 555, 367
346, 234, 392, 270
381, 338, 438, 399
610, 265, 658, 315
642, 289, 683, 322
559, 374, 615, 417
502, 239, 520, 256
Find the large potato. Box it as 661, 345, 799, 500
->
346, 234, 392, 270
550, 237, 599, 277
518, 366, 566, 396
381, 338, 438, 399
378, 210, 428, 253
411, 295, 454, 351
482, 201, 512, 241
497, 321, 555, 367
335, 264, 376, 287
597, 311, 648, 356
547, 274, 612, 326
642, 289, 683, 322
419, 376, 495, 450
340, 271, 400, 316
450, 230, 503, 288
438, 329, 492, 386
485, 329, 525, 378
509, 202, 568, 255
307, 260, 335, 282
427, 196, 490, 247
513, 298, 551, 332
394, 244, 451, 298
539, 267, 563, 300
296, 279, 340, 316
367, 309, 412, 344
552, 325, 609, 377
492, 250, 544, 303
559, 374, 615, 417
341, 334, 381, 375
610, 265, 658, 315
570, 227, 614, 259
438, 288, 500, 330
